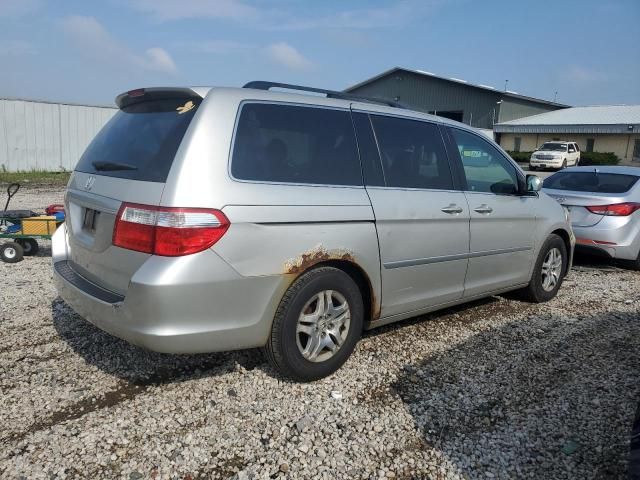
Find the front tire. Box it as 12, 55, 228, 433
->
521, 234, 567, 302
264, 267, 364, 382
561, 159, 567, 169
0, 242, 24, 263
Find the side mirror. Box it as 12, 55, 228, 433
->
526, 174, 542, 192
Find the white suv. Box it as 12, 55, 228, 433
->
530, 142, 580, 170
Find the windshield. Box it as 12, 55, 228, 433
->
538, 143, 567, 152
75, 97, 200, 182
544, 171, 639, 194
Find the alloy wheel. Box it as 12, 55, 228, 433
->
296, 290, 351, 363
541, 247, 563, 292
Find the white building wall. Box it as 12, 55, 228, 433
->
0, 98, 116, 172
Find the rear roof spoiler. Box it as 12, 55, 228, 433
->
115, 87, 201, 109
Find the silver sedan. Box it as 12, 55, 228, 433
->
543, 166, 640, 269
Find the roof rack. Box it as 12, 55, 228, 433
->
243, 81, 406, 109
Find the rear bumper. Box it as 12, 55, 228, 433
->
52, 224, 289, 354
572, 217, 640, 261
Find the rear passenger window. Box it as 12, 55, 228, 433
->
231, 103, 362, 186
370, 115, 453, 190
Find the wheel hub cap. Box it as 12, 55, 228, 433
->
296, 290, 351, 363
541, 247, 562, 292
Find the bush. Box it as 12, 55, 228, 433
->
579, 152, 620, 166
506, 151, 533, 163
506, 150, 620, 166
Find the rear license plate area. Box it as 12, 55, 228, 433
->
82, 208, 99, 232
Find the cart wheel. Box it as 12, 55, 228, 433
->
17, 238, 39, 256
0, 242, 24, 263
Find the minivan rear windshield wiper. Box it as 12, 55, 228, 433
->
91, 161, 139, 171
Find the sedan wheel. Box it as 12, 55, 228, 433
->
541, 247, 563, 292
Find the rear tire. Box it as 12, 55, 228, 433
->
16, 238, 39, 256
0, 242, 24, 263
520, 234, 567, 302
264, 267, 364, 382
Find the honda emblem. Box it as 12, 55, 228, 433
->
84, 176, 96, 191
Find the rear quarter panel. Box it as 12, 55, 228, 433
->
161, 89, 383, 320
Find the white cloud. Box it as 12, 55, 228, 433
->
562, 65, 607, 84
268, 0, 443, 30
179, 39, 255, 54
146, 47, 176, 72
0, 0, 42, 17
124, 0, 442, 31
0, 40, 36, 56
61, 16, 177, 73
265, 42, 314, 71
129, 0, 258, 22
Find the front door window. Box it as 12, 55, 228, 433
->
449, 128, 519, 195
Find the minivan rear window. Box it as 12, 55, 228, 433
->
231, 103, 362, 186
75, 98, 200, 183
544, 171, 639, 193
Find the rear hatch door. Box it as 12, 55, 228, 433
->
65, 90, 202, 295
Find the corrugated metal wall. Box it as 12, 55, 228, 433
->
498, 97, 558, 124
349, 71, 504, 129
0, 99, 116, 172
349, 71, 562, 130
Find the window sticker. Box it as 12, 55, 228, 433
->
176, 100, 196, 114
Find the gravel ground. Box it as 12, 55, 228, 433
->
1, 187, 639, 479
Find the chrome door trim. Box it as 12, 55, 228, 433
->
383, 246, 532, 269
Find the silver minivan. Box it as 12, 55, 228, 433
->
52, 82, 575, 381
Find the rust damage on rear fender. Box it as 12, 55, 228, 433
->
284, 244, 355, 275
283, 244, 381, 322
371, 291, 381, 321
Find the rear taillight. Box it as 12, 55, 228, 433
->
586, 203, 640, 216
113, 203, 229, 256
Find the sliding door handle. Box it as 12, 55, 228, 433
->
441, 204, 463, 214
474, 204, 493, 214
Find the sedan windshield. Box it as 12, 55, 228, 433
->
544, 171, 639, 193
538, 143, 567, 152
